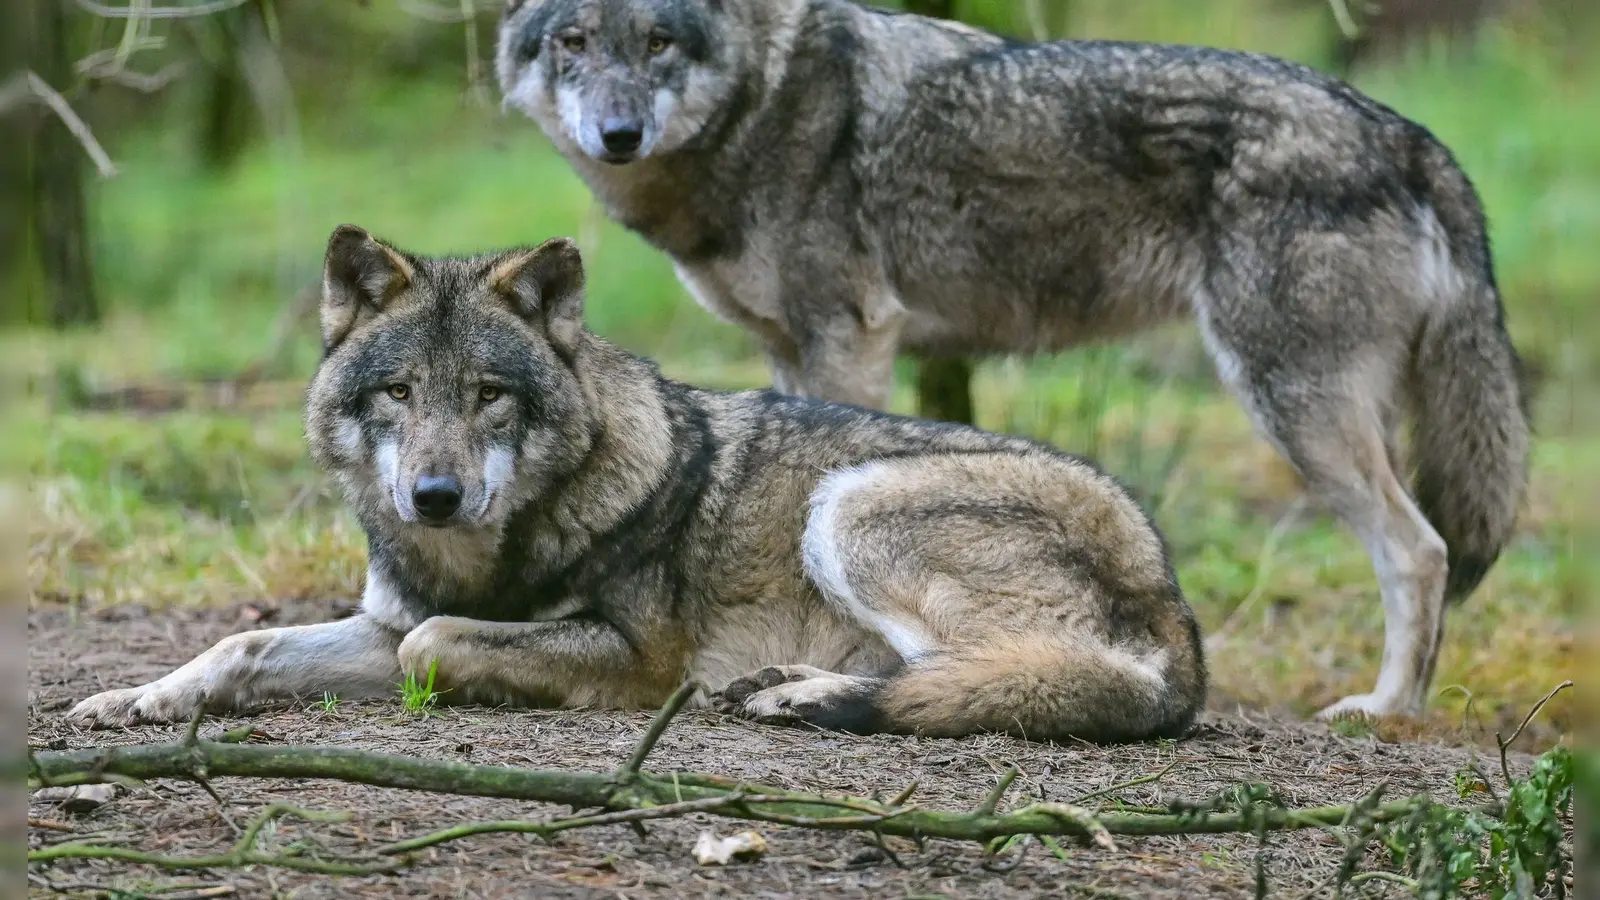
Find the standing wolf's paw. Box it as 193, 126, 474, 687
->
1316, 692, 1420, 721
66, 683, 204, 728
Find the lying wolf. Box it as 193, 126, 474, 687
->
493, 0, 1530, 720
68, 226, 1206, 743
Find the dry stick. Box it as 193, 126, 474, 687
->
888, 781, 919, 809
28, 818, 76, 833
0, 73, 118, 177
1073, 759, 1182, 807
31, 803, 402, 876
1206, 495, 1307, 648
74, 0, 254, 19
1496, 680, 1573, 786
618, 680, 700, 780
377, 794, 746, 856
975, 767, 1021, 816
1346, 871, 1420, 890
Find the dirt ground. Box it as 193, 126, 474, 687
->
28, 602, 1540, 899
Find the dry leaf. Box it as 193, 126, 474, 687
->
33, 783, 117, 814
692, 829, 768, 865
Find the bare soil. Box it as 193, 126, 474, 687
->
28, 602, 1525, 899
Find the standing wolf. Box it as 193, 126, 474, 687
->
494, 0, 1529, 719
69, 226, 1205, 743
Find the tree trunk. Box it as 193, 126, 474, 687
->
902, 0, 954, 17
915, 357, 976, 425
27, 0, 100, 327
192, 5, 265, 171
0, 5, 27, 325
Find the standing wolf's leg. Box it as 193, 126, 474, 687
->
1250, 392, 1447, 719
395, 614, 689, 710
1197, 253, 1448, 719
68, 615, 404, 727
783, 268, 906, 411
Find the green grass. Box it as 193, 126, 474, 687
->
400, 660, 443, 717
15, 11, 1587, 742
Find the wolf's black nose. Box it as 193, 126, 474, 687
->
413, 475, 462, 522
600, 119, 643, 155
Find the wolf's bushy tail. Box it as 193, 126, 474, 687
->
1409, 135, 1531, 603
874, 613, 1206, 743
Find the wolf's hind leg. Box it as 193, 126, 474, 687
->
709, 665, 888, 732
68, 615, 404, 728
789, 456, 1204, 743
1202, 319, 1447, 719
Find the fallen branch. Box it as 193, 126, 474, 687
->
30, 680, 1572, 895
30, 691, 1428, 855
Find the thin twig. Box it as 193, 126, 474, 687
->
75, 0, 254, 19
889, 780, 919, 809
1496, 680, 1573, 785
378, 794, 743, 855
1207, 496, 1308, 646
617, 680, 699, 780
1437, 683, 1485, 738
85, 62, 189, 92
183, 706, 207, 746
1028, 802, 1117, 850
1327, 0, 1361, 39
31, 804, 401, 876
1347, 870, 1420, 889
0, 73, 117, 177
28, 817, 77, 833
1074, 759, 1182, 807
975, 767, 1021, 816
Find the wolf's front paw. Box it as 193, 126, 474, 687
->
397, 616, 476, 685
67, 683, 204, 728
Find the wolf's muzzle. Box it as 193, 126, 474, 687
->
413, 474, 463, 524
599, 117, 644, 161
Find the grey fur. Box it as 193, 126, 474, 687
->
495, 0, 1530, 719
68, 228, 1206, 743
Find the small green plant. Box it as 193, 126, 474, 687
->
1364, 746, 1574, 899
400, 659, 444, 716
1329, 714, 1378, 739
318, 691, 340, 713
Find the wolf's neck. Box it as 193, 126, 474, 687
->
550, 343, 677, 540
500, 341, 679, 578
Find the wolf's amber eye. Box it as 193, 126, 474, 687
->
647, 35, 671, 55
479, 385, 501, 403
561, 33, 586, 52
387, 384, 410, 402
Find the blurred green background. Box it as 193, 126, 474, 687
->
8, 0, 1591, 742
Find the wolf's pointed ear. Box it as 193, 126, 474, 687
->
489, 237, 586, 360
321, 225, 414, 352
